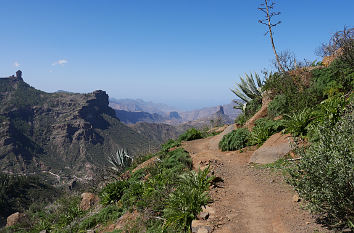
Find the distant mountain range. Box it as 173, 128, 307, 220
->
109, 98, 240, 125
109, 98, 178, 116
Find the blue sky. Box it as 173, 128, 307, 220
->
0, 1, 353, 110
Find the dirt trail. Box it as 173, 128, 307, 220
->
182, 126, 331, 233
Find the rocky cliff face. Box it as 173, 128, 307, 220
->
0, 72, 156, 183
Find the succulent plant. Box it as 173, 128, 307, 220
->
108, 148, 133, 173
231, 72, 264, 111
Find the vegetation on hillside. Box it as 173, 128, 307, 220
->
3, 148, 213, 233
161, 127, 220, 152
219, 128, 250, 151
0, 173, 61, 227
224, 27, 354, 229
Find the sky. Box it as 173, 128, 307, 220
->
0, 1, 353, 110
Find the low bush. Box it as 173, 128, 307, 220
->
244, 97, 262, 119
248, 118, 284, 145
219, 128, 250, 151
161, 139, 181, 152
5, 195, 86, 233
120, 148, 193, 213
0, 173, 60, 225
99, 180, 128, 206
163, 167, 213, 232
307, 95, 350, 142
263, 72, 323, 113
267, 94, 289, 118
311, 94, 349, 126
283, 108, 313, 137
78, 205, 124, 231
235, 113, 246, 126
178, 128, 203, 141
288, 107, 354, 229
311, 58, 354, 97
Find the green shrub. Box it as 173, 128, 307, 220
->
311, 59, 354, 97
78, 205, 124, 231
263, 73, 323, 113
178, 128, 203, 141
307, 95, 350, 142
249, 118, 284, 145
56, 196, 85, 228
311, 94, 349, 126
0, 173, 60, 225
121, 148, 192, 212
267, 94, 289, 118
161, 139, 181, 152
263, 72, 298, 98
121, 181, 144, 209
235, 113, 246, 125
99, 180, 128, 206
284, 108, 313, 137
244, 96, 262, 119
163, 167, 213, 232
219, 128, 250, 151
288, 108, 354, 228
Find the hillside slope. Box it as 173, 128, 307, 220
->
0, 72, 157, 183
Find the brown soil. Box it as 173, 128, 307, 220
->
182, 129, 332, 233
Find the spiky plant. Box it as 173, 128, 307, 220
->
108, 148, 133, 173
231, 72, 264, 111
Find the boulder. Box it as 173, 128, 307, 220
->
80, 192, 99, 211
6, 212, 25, 227
249, 133, 293, 164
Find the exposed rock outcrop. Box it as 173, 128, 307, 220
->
169, 111, 181, 119
244, 91, 272, 131
249, 132, 293, 164
80, 192, 100, 211
6, 212, 25, 227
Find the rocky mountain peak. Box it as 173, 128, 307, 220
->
15, 70, 23, 80
216, 105, 225, 115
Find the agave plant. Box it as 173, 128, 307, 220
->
108, 148, 133, 173
231, 72, 264, 111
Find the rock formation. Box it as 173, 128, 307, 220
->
0, 72, 157, 183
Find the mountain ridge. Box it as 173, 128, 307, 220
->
0, 72, 157, 183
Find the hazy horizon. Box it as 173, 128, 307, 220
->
1, 0, 353, 110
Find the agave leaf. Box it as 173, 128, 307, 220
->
231, 88, 251, 103
245, 73, 259, 96
108, 148, 133, 173
238, 83, 256, 99
255, 73, 263, 89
